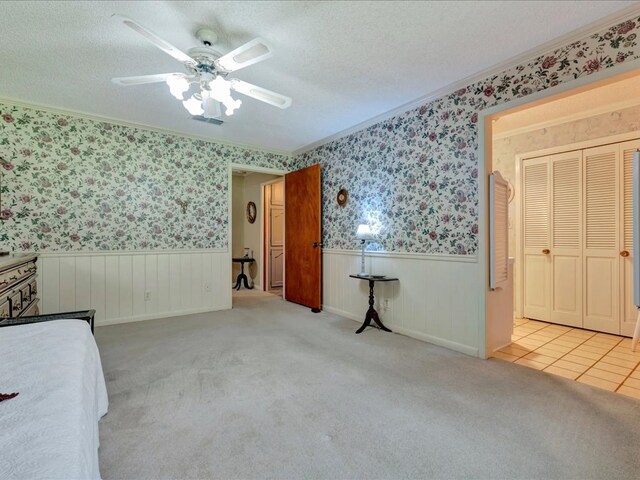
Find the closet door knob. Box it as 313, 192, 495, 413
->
620, 250, 630, 257
542, 249, 550, 255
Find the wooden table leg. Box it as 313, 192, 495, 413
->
356, 280, 392, 334
632, 310, 640, 352
233, 261, 254, 290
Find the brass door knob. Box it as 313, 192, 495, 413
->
621, 250, 630, 257
542, 249, 550, 255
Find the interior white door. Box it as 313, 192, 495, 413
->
620, 140, 640, 336
270, 207, 284, 246
270, 206, 284, 287
270, 248, 284, 287
271, 181, 284, 206
549, 150, 583, 327
583, 144, 620, 334
523, 156, 551, 321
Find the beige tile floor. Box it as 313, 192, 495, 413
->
494, 318, 640, 400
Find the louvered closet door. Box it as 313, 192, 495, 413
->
620, 140, 640, 336
523, 157, 551, 321
549, 151, 583, 327
583, 144, 620, 334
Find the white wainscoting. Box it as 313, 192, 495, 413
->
323, 249, 482, 357
37, 250, 231, 327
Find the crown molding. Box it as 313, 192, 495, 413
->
493, 97, 640, 140
0, 96, 292, 158
293, 4, 640, 156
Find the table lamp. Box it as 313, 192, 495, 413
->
356, 224, 375, 276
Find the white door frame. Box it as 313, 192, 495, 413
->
228, 163, 287, 300
477, 59, 640, 359
261, 177, 285, 296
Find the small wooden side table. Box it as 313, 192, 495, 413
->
349, 274, 398, 334
232, 257, 255, 290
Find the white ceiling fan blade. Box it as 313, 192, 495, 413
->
229, 79, 292, 109
111, 73, 183, 86
113, 14, 196, 67
214, 38, 273, 72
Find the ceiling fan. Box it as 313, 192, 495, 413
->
111, 14, 292, 120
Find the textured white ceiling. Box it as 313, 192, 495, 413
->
1, 1, 638, 153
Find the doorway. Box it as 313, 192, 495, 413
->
263, 179, 284, 296
481, 66, 640, 398
230, 165, 285, 303
228, 162, 323, 310
492, 73, 640, 337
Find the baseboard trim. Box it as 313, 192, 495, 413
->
95, 304, 232, 327
323, 305, 479, 357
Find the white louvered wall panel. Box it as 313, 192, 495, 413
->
553, 156, 580, 249
490, 171, 509, 288
37, 251, 231, 327
550, 151, 582, 327
322, 249, 481, 357
523, 161, 549, 249
522, 157, 551, 321
583, 144, 620, 334
585, 151, 617, 250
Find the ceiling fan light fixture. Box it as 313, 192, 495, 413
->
224, 98, 242, 116
208, 76, 232, 100
208, 76, 242, 116
112, 16, 291, 120
183, 95, 204, 116
201, 94, 222, 119
166, 74, 190, 100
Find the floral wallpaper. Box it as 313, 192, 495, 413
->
0, 104, 291, 251
298, 16, 640, 255
3, 16, 640, 255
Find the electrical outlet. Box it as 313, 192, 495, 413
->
204, 282, 211, 292
384, 298, 390, 308
144, 291, 151, 301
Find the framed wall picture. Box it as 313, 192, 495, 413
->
337, 188, 348, 206
246, 201, 257, 224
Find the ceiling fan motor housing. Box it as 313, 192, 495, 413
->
195, 28, 218, 47
187, 47, 225, 76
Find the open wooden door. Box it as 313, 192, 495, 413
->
285, 164, 322, 311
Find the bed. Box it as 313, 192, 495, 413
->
0, 319, 108, 479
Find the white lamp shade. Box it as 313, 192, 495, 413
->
182, 95, 204, 115
356, 224, 375, 241
166, 75, 189, 100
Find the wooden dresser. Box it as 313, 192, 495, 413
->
0, 254, 39, 319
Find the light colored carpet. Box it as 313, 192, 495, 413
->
232, 288, 282, 299
96, 296, 640, 479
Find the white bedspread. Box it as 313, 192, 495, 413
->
0, 320, 108, 479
